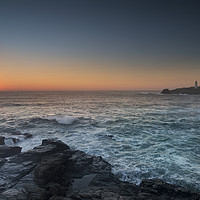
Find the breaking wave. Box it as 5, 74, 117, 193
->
43, 114, 76, 125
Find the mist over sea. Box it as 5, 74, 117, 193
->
0, 91, 200, 190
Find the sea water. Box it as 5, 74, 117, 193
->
0, 91, 200, 191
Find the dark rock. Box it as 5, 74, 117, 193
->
4, 133, 32, 146
90, 173, 119, 191
41, 139, 70, 151
34, 153, 66, 186
161, 88, 170, 94
3, 137, 19, 146
118, 196, 133, 200
11, 131, 23, 135
69, 194, 82, 200
23, 133, 32, 139
137, 179, 200, 200
49, 197, 71, 200
0, 136, 5, 145
120, 182, 138, 197
72, 174, 96, 190
101, 191, 119, 199
46, 183, 66, 197
10, 137, 19, 144
0, 145, 21, 158
18, 139, 70, 162
0, 158, 6, 167
0, 139, 69, 200
0, 139, 200, 200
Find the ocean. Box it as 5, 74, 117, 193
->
0, 91, 200, 191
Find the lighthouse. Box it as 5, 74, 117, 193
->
195, 81, 198, 89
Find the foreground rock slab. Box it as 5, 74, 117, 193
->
0, 139, 199, 200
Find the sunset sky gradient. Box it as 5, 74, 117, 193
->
1, 0, 200, 91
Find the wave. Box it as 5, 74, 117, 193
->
2, 130, 32, 146
43, 114, 76, 125
0, 103, 25, 107
29, 114, 95, 126
0, 103, 46, 107
138, 92, 161, 96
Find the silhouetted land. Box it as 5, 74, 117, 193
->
162, 87, 200, 94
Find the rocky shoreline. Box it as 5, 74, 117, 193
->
0, 138, 199, 200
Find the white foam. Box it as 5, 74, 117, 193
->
44, 114, 76, 125
4, 138, 15, 146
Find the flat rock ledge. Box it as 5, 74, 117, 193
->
0, 139, 199, 200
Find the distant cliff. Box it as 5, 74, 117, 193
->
161, 87, 200, 94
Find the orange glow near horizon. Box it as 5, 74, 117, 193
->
1, 53, 200, 91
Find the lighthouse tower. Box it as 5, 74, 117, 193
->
195, 81, 198, 89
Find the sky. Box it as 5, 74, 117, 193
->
0, 0, 200, 91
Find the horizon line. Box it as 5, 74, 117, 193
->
0, 89, 162, 92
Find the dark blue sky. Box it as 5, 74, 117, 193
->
1, 0, 200, 90
1, 0, 200, 61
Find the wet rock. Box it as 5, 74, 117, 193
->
0, 136, 5, 145
0, 139, 69, 200
18, 139, 70, 162
136, 179, 200, 200
41, 139, 70, 151
11, 131, 23, 136
72, 174, 96, 190
4, 134, 31, 146
9, 137, 19, 144
23, 132, 32, 139
90, 173, 119, 191
0, 182, 45, 200
0, 158, 6, 167
119, 182, 138, 197
0, 145, 21, 158
0, 139, 200, 200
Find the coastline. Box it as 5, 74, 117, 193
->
0, 139, 199, 200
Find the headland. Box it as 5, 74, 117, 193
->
161, 87, 200, 94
